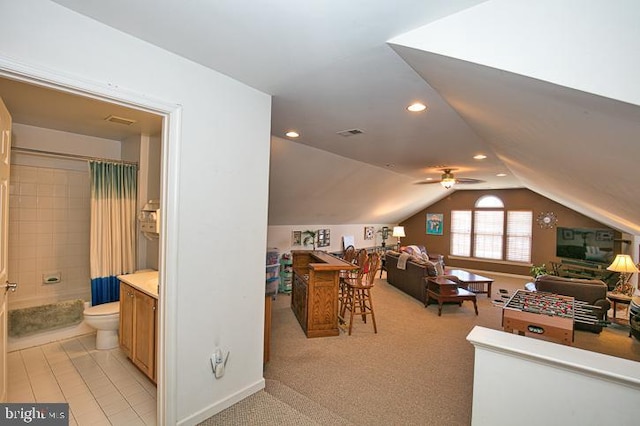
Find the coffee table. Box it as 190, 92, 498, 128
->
425, 277, 478, 316
446, 269, 494, 298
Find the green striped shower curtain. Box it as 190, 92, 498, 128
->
89, 161, 137, 306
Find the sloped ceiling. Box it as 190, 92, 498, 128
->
390, 0, 640, 234
24, 0, 640, 234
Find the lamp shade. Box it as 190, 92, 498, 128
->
606, 254, 639, 273
392, 226, 405, 238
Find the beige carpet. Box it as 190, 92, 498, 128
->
205, 274, 640, 425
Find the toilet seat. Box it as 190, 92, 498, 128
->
84, 301, 119, 316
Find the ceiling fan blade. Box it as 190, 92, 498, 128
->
414, 177, 485, 185
413, 180, 442, 185
454, 178, 485, 184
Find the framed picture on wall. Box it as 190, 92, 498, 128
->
364, 226, 374, 240
318, 229, 331, 247
292, 230, 302, 246
426, 213, 444, 235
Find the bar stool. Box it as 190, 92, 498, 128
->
339, 248, 367, 323
343, 252, 381, 335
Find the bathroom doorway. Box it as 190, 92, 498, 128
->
0, 72, 173, 423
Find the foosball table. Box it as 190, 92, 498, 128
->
502, 290, 603, 345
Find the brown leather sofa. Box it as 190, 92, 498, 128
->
532, 274, 610, 333
385, 250, 448, 303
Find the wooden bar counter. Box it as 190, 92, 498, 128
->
291, 250, 357, 338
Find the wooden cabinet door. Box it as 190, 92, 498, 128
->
133, 290, 156, 381
119, 282, 135, 358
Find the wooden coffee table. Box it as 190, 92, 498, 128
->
445, 269, 494, 298
425, 277, 478, 316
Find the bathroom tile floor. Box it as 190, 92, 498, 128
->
7, 334, 157, 425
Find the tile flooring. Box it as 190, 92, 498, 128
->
7, 334, 157, 425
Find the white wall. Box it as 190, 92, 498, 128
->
0, 1, 272, 424
389, 0, 640, 107
267, 224, 397, 255
11, 123, 121, 170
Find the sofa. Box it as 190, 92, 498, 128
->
385, 246, 449, 303
531, 274, 611, 333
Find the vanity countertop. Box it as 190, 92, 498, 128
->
117, 271, 159, 299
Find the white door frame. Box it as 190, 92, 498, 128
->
0, 58, 181, 426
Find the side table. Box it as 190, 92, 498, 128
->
425, 277, 478, 316
607, 291, 632, 324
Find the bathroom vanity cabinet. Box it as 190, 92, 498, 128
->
119, 281, 157, 383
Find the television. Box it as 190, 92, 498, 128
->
555, 227, 614, 264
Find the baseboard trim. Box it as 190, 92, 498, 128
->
177, 378, 265, 426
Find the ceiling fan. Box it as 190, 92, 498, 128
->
414, 168, 484, 189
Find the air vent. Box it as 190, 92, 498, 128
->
104, 115, 137, 126
336, 128, 364, 137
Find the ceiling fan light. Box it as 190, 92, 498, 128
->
440, 178, 455, 189
440, 169, 456, 189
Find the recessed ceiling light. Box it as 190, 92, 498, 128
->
473, 154, 487, 160
407, 103, 427, 112
426, 177, 434, 181
496, 173, 507, 177
285, 131, 300, 138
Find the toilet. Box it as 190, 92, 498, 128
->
83, 301, 120, 350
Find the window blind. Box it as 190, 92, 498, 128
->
450, 210, 471, 257
474, 210, 504, 259
506, 211, 533, 262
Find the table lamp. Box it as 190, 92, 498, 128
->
606, 254, 639, 296
392, 226, 405, 248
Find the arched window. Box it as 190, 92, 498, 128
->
475, 195, 504, 208
450, 195, 532, 263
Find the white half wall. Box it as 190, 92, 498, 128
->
0, 1, 272, 424
467, 326, 640, 425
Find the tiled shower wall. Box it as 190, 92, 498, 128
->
8, 164, 91, 309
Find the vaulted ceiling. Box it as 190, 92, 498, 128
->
6, 1, 639, 234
